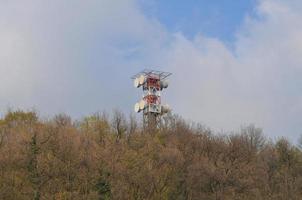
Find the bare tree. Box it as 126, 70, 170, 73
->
112, 109, 127, 140
128, 113, 138, 135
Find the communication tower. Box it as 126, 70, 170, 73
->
132, 69, 172, 131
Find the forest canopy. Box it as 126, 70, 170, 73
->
0, 110, 302, 200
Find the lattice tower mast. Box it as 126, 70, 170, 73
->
132, 69, 172, 131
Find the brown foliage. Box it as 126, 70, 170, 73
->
0, 111, 302, 200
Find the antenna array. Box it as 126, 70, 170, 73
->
132, 69, 172, 131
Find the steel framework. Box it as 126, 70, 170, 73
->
132, 69, 172, 131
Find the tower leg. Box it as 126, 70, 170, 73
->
143, 112, 159, 134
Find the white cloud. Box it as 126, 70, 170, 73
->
0, 0, 167, 115
0, 0, 301, 141
164, 0, 302, 141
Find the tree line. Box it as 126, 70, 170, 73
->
0, 110, 302, 200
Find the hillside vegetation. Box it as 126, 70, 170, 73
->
0, 110, 302, 200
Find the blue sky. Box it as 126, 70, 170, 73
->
0, 0, 302, 142
141, 0, 257, 41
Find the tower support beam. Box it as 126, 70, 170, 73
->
132, 69, 171, 132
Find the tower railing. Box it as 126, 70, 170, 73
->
132, 69, 172, 132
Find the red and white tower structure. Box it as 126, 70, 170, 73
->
132, 69, 172, 130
